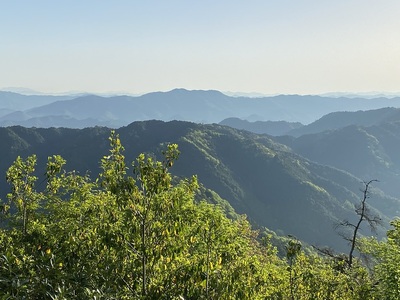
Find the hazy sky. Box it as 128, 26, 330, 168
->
1, 1, 399, 95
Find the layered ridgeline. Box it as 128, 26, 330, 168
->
220, 108, 400, 200
271, 108, 400, 199
2, 89, 400, 127
286, 107, 400, 137
0, 121, 398, 251
219, 117, 304, 136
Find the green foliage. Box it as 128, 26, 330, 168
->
283, 251, 373, 300
361, 219, 400, 299
0, 131, 394, 299
0, 121, 396, 252
0, 132, 277, 299
5, 155, 43, 235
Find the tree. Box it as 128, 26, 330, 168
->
315, 180, 382, 270
362, 219, 400, 299
5, 155, 43, 236
3, 131, 376, 299
336, 180, 381, 267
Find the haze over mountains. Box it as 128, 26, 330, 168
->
222, 107, 400, 200
2, 89, 400, 128
1, 88, 400, 252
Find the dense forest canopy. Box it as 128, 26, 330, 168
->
1, 120, 398, 253
1, 131, 400, 299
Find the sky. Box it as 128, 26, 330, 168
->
1, 1, 400, 95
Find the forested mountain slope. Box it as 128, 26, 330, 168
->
219, 117, 303, 136
287, 107, 400, 137
0, 121, 397, 251
277, 120, 400, 199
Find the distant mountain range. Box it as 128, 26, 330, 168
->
2, 89, 400, 127
2, 89, 400, 252
219, 108, 400, 199
267, 108, 400, 199
286, 107, 400, 137
219, 118, 304, 136
320, 92, 400, 99
0, 91, 74, 113
0, 121, 398, 252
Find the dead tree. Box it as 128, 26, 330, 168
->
314, 180, 382, 268
336, 179, 382, 267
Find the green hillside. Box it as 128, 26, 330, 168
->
3, 131, 398, 299
0, 121, 397, 252
279, 120, 400, 199
219, 117, 303, 136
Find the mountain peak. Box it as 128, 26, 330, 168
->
168, 88, 226, 96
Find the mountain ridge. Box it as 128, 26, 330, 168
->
0, 121, 397, 252
287, 107, 400, 137
2, 89, 400, 128
219, 117, 304, 136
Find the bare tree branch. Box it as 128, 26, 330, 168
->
328, 180, 381, 268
